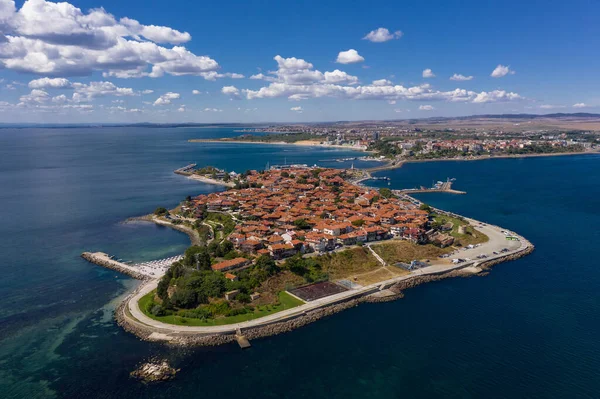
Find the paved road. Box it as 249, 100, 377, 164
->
124, 217, 532, 338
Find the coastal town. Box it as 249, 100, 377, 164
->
216, 115, 600, 163
186, 166, 432, 258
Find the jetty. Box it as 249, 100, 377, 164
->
394, 178, 466, 195
174, 163, 197, 176
81, 252, 182, 280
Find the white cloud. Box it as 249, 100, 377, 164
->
192, 90, 200, 95
142, 89, 154, 94
28, 77, 71, 89
373, 79, 392, 86
491, 64, 515, 78
20, 89, 50, 104
0, 0, 219, 78
290, 106, 303, 113
221, 85, 241, 99
52, 94, 67, 103
244, 59, 524, 106
336, 49, 364, 64
419, 105, 434, 111
573, 103, 587, 108
250, 73, 267, 80
450, 74, 473, 81
363, 28, 403, 43
199, 72, 245, 81
153, 92, 180, 105
539, 104, 566, 109
177, 105, 186, 112
323, 70, 359, 85
203, 107, 222, 112
472, 90, 522, 103
422, 69, 435, 78
72, 81, 136, 101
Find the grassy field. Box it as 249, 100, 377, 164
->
433, 214, 489, 246
204, 212, 236, 239
371, 240, 451, 264
318, 247, 382, 280
138, 290, 304, 326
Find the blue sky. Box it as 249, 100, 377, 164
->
0, 0, 599, 123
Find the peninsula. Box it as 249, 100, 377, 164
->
83, 164, 534, 347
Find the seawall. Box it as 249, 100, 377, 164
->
115, 237, 534, 347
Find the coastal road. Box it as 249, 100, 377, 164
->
123, 218, 532, 339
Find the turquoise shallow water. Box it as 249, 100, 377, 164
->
1, 128, 599, 398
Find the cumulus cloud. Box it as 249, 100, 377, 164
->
573, 103, 587, 108
336, 49, 364, 64
248, 55, 359, 90
450, 74, 473, 81
290, 106, 303, 113
19, 89, 50, 104
422, 69, 435, 78
153, 92, 180, 105
0, 0, 220, 78
491, 64, 515, 78
71, 81, 136, 101
192, 90, 200, 95
323, 70, 359, 85
373, 79, 392, 86
363, 28, 403, 43
142, 89, 154, 94
472, 90, 522, 103
28, 77, 71, 89
221, 85, 241, 99
242, 57, 524, 106
419, 105, 434, 111
203, 107, 222, 112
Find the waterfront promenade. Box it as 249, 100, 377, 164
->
118, 218, 532, 342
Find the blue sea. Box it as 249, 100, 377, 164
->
1, 127, 599, 398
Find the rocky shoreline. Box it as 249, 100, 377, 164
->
114, 240, 534, 348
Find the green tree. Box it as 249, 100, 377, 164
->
379, 187, 393, 199
293, 218, 311, 230
200, 272, 227, 298
171, 287, 197, 308
352, 219, 365, 227
420, 203, 433, 213
254, 255, 278, 276
220, 240, 234, 255
157, 277, 170, 300
184, 246, 212, 270
154, 207, 168, 216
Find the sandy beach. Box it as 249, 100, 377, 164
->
188, 138, 370, 152
186, 174, 235, 187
